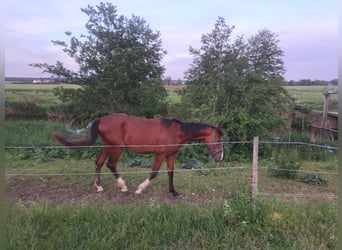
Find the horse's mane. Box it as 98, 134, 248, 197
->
161, 118, 213, 134
179, 122, 212, 134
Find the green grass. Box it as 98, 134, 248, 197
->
5, 83, 81, 108
284, 85, 338, 111
5, 189, 337, 249
5, 83, 338, 112
5, 120, 74, 147
5, 83, 81, 91
5, 149, 338, 249
4, 86, 338, 249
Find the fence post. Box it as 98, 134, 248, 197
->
252, 136, 259, 198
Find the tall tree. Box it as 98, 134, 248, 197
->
184, 17, 248, 120
181, 17, 293, 148
247, 29, 285, 79
32, 2, 167, 120
243, 29, 292, 134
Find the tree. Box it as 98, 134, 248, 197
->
242, 29, 293, 136
184, 17, 248, 120
181, 17, 293, 158
31, 2, 167, 121
247, 29, 285, 79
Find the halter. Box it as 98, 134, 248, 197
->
210, 128, 223, 160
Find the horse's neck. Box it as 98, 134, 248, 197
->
178, 122, 211, 144
180, 130, 208, 144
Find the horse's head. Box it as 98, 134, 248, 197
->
205, 125, 224, 162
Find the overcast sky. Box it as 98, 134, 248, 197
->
5, 0, 338, 81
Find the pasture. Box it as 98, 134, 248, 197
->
5, 120, 338, 249
284, 85, 338, 112
4, 84, 338, 249
5, 152, 338, 249
5, 83, 338, 111
5, 83, 81, 108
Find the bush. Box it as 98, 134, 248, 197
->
301, 174, 328, 186
268, 150, 301, 179
223, 180, 273, 228
5, 100, 47, 119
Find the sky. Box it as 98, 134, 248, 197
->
5, 0, 338, 81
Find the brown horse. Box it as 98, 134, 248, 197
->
50, 113, 224, 196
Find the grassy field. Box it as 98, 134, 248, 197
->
5, 154, 338, 249
284, 85, 338, 111
5, 83, 338, 111
5, 83, 81, 108
5, 119, 338, 248
6, 200, 337, 249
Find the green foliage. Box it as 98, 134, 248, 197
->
31, 2, 167, 121
268, 150, 301, 179
5, 120, 101, 162
5, 100, 47, 119
223, 180, 272, 227
6, 196, 337, 249
301, 174, 328, 186
291, 117, 311, 131
5, 120, 69, 147
127, 157, 152, 168
180, 158, 203, 169
288, 132, 337, 161
179, 17, 294, 158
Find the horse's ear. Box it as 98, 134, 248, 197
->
215, 124, 224, 136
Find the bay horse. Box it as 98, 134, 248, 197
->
50, 113, 224, 196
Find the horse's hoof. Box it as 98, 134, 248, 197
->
135, 189, 143, 195
121, 187, 128, 192
172, 191, 181, 197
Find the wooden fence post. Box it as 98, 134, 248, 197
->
252, 136, 259, 198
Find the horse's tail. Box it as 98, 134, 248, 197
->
49, 118, 101, 150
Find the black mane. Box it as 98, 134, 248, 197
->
161, 118, 212, 134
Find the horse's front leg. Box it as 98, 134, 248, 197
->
135, 154, 165, 195
167, 155, 179, 196
106, 149, 128, 192
93, 149, 108, 192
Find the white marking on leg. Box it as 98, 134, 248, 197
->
135, 178, 150, 195
117, 177, 128, 192
96, 185, 104, 193
220, 151, 224, 161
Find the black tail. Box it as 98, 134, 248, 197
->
50, 118, 101, 150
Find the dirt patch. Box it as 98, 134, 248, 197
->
5, 176, 338, 207
5, 176, 218, 207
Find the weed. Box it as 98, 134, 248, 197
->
268, 150, 301, 179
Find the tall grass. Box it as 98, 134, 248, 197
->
5, 120, 73, 147
6, 195, 336, 249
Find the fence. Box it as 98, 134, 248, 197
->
5, 138, 338, 203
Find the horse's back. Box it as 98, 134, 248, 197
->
97, 114, 180, 149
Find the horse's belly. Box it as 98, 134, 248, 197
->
127, 144, 180, 155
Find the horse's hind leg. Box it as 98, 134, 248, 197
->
106, 149, 128, 192
93, 149, 108, 192
167, 155, 179, 196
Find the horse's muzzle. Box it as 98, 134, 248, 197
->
212, 149, 224, 162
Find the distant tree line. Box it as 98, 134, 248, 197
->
285, 79, 337, 86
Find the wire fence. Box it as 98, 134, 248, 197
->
5, 140, 339, 202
